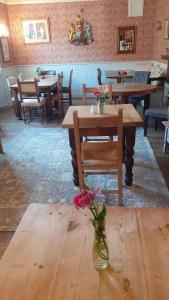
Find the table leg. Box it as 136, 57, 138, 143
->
124, 127, 136, 186
46, 89, 52, 120
13, 90, 22, 120
121, 95, 128, 104
0, 140, 4, 154
68, 129, 79, 186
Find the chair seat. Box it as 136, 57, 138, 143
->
21, 97, 45, 107
145, 107, 168, 118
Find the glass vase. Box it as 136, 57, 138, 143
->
92, 218, 109, 270
121, 78, 126, 87
97, 102, 105, 114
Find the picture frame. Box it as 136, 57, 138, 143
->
164, 19, 169, 39
117, 26, 137, 54
22, 18, 50, 44
0, 37, 11, 63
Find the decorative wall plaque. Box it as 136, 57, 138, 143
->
69, 15, 93, 46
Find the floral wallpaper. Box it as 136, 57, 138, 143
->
7, 0, 156, 65
153, 0, 169, 61
0, 3, 15, 67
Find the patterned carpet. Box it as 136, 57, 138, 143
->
0, 127, 169, 231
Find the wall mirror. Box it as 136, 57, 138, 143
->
117, 26, 136, 54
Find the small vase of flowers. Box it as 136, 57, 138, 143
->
73, 187, 109, 271
94, 85, 110, 114
118, 71, 128, 87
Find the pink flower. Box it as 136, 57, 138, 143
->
72, 189, 95, 209
94, 91, 100, 97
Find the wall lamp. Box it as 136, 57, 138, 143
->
0, 24, 9, 37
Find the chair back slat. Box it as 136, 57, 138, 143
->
81, 141, 117, 151
69, 70, 73, 87
78, 114, 120, 128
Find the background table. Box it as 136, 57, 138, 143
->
62, 104, 143, 186
11, 78, 57, 120
0, 203, 169, 300
105, 70, 135, 83
110, 83, 157, 104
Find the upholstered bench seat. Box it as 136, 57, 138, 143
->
145, 107, 167, 118
144, 107, 168, 136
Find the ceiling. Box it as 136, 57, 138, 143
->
1, 0, 96, 4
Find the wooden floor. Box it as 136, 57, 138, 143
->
0, 104, 169, 259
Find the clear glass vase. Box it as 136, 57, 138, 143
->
97, 102, 105, 114
92, 219, 109, 270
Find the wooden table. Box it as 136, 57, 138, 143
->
62, 104, 143, 186
11, 78, 57, 120
105, 70, 135, 83
0, 203, 169, 300
110, 83, 157, 106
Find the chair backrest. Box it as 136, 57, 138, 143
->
97, 68, 102, 85
6, 75, 17, 89
69, 69, 73, 88
17, 79, 40, 102
41, 70, 56, 80
132, 71, 150, 84
73, 108, 123, 180
56, 73, 62, 99
18, 73, 24, 81
83, 83, 112, 105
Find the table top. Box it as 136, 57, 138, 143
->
111, 83, 157, 96
0, 203, 169, 300
106, 70, 135, 79
11, 78, 57, 90
62, 104, 143, 128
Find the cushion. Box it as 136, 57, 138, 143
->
145, 107, 168, 118
21, 97, 45, 107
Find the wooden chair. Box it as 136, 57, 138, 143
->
97, 68, 102, 85
83, 83, 113, 105
50, 73, 64, 116
73, 108, 123, 206
17, 79, 46, 124
6, 75, 19, 117
62, 69, 73, 105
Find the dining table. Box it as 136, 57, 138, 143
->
62, 104, 143, 187
105, 70, 135, 83
110, 83, 157, 106
10, 78, 57, 120
0, 203, 169, 300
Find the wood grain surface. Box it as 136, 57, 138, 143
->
0, 204, 168, 300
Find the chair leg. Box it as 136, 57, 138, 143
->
144, 116, 149, 136
155, 118, 158, 131
22, 107, 26, 124
69, 89, 72, 106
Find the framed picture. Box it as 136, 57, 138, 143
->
0, 37, 11, 63
164, 19, 169, 39
22, 18, 50, 44
117, 26, 137, 54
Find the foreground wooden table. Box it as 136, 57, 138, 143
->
62, 104, 143, 186
0, 204, 169, 300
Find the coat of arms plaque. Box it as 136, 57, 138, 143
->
69, 15, 93, 46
